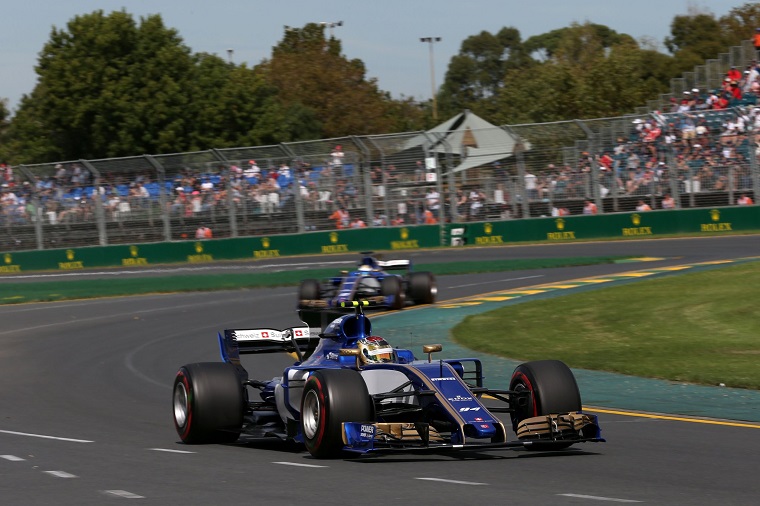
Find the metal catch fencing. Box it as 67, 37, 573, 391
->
2, 107, 759, 253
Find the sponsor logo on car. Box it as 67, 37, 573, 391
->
360, 424, 376, 439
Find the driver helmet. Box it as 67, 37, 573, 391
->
358, 264, 373, 273
357, 336, 397, 364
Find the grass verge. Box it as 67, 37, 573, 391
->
451, 261, 760, 389
0, 256, 628, 305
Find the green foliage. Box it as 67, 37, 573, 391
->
260, 23, 402, 138
2, 5, 759, 163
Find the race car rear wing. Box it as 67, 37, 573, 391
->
219, 326, 322, 365
376, 259, 410, 271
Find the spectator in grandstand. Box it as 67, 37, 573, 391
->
329, 206, 350, 229
661, 193, 676, 209
626, 149, 641, 172
636, 199, 652, 211
551, 206, 570, 216
425, 187, 440, 213
349, 216, 367, 228
195, 224, 213, 239
129, 182, 150, 209
727, 66, 742, 83
105, 193, 122, 219
455, 188, 468, 217
468, 188, 486, 221
422, 207, 437, 224
678, 114, 697, 147
737, 193, 754, 205
244, 160, 261, 179
372, 211, 388, 226
524, 169, 538, 200
335, 179, 357, 209
582, 200, 598, 215
678, 91, 694, 112
754, 28, 760, 59
331, 145, 344, 166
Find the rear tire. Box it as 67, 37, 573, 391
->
407, 271, 437, 304
509, 360, 581, 450
301, 369, 372, 458
381, 276, 405, 310
173, 362, 244, 444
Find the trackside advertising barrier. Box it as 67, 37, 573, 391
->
446, 206, 760, 246
0, 226, 441, 273
0, 207, 758, 273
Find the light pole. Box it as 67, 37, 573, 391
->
420, 36, 441, 121
226, 48, 234, 64
320, 20, 343, 39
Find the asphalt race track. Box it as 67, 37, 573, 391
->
1, 236, 759, 505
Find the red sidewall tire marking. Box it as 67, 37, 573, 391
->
176, 370, 193, 440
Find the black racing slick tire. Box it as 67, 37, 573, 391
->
407, 271, 437, 305
298, 279, 322, 306
509, 359, 581, 427
381, 276, 405, 310
509, 360, 582, 449
300, 369, 372, 458
173, 362, 244, 444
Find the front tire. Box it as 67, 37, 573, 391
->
173, 362, 244, 444
298, 279, 322, 306
407, 271, 437, 304
300, 369, 372, 458
509, 360, 582, 449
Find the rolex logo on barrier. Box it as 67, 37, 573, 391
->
322, 232, 348, 253
391, 227, 419, 250
188, 242, 213, 263
0, 253, 21, 273
701, 209, 732, 232
254, 237, 280, 258
547, 218, 575, 240
59, 249, 84, 270
474, 222, 503, 245
122, 245, 148, 266
622, 213, 653, 237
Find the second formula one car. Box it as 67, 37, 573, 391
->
172, 301, 604, 458
297, 252, 436, 310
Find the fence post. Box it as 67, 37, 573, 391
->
144, 155, 172, 242
79, 160, 107, 246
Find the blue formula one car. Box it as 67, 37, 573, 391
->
297, 252, 436, 310
172, 301, 604, 458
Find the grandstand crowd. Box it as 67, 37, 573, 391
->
2, 62, 758, 230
